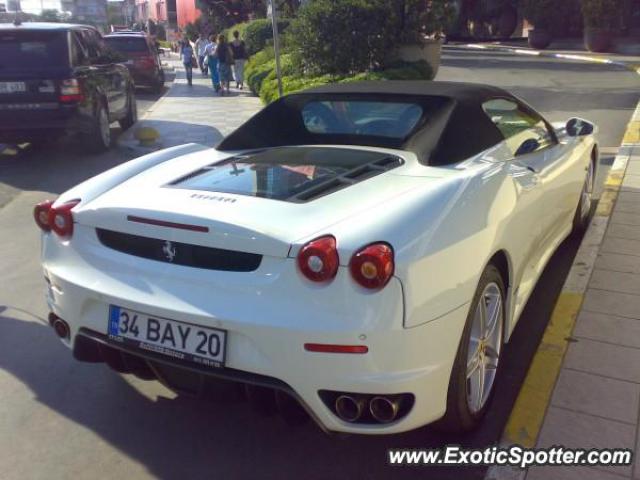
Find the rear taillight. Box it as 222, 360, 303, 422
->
134, 56, 156, 68
34, 200, 55, 231
349, 243, 394, 290
297, 235, 339, 283
59, 79, 84, 103
43, 199, 81, 238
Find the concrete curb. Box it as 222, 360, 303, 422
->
485, 75, 640, 480
462, 43, 640, 74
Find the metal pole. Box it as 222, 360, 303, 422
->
269, 0, 283, 98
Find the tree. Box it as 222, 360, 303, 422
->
196, 0, 267, 26
39, 9, 62, 22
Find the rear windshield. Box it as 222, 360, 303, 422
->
301, 101, 423, 138
0, 30, 69, 70
168, 147, 402, 203
104, 36, 148, 54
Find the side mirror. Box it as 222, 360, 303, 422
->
566, 117, 595, 137
515, 138, 540, 156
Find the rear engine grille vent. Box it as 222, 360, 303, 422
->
96, 228, 262, 272
289, 155, 403, 203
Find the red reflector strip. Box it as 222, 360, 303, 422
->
127, 215, 209, 232
59, 94, 84, 103
304, 343, 368, 354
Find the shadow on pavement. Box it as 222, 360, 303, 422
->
0, 227, 584, 480
0, 120, 222, 196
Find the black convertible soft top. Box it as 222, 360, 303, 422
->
218, 81, 523, 165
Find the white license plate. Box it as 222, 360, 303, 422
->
108, 306, 226, 368
0, 82, 26, 94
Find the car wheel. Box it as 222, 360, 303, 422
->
88, 101, 111, 152
437, 264, 505, 432
153, 70, 165, 94
118, 90, 138, 131
573, 155, 595, 232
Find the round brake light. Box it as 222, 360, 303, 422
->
47, 199, 81, 238
297, 235, 339, 282
350, 243, 394, 289
34, 200, 54, 231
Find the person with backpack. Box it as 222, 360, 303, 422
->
180, 39, 195, 86
215, 34, 234, 95
230, 30, 247, 90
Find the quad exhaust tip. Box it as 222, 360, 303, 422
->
335, 394, 366, 423
369, 396, 400, 423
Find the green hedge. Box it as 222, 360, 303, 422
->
245, 47, 275, 94
223, 21, 250, 42
243, 18, 291, 56
255, 59, 434, 104
290, 0, 395, 75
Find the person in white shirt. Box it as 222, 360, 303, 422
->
194, 33, 209, 75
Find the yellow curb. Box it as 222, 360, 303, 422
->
596, 187, 620, 217
623, 120, 640, 144
503, 292, 584, 448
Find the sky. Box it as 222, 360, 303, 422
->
16, 0, 64, 14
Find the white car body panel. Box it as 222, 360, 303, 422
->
40, 102, 597, 434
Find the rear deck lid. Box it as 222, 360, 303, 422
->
75, 146, 428, 260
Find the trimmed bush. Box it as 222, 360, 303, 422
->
223, 21, 250, 42
289, 0, 396, 75
245, 47, 275, 94
244, 18, 291, 56
258, 60, 433, 104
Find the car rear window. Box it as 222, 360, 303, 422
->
301, 101, 423, 139
167, 147, 403, 203
0, 30, 69, 70
104, 36, 148, 55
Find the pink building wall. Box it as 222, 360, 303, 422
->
176, 0, 200, 28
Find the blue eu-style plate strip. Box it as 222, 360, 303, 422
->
108, 306, 120, 336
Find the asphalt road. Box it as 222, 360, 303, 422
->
0, 50, 638, 480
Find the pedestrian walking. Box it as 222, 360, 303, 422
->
204, 34, 220, 92
230, 30, 247, 89
180, 39, 195, 86
216, 34, 234, 95
194, 33, 209, 75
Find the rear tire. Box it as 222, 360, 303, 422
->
436, 264, 505, 433
118, 90, 137, 131
152, 69, 165, 94
87, 101, 111, 153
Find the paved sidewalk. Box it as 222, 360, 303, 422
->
118, 54, 263, 154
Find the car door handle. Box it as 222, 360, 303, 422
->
525, 165, 538, 174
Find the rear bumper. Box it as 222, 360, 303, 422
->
0, 104, 92, 142
126, 66, 161, 87
42, 226, 470, 434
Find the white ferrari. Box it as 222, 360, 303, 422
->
35, 82, 598, 434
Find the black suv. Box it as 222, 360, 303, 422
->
104, 32, 165, 93
0, 22, 137, 151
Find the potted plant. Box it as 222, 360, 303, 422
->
520, 0, 557, 49
492, 0, 518, 38
581, 0, 623, 53
392, 0, 457, 77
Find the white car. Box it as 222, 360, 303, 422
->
35, 82, 598, 434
